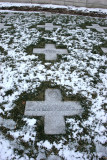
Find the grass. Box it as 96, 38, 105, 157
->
0, 46, 7, 56
0, 11, 107, 159
7, 80, 91, 148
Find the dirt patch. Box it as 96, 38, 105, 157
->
0, 6, 107, 18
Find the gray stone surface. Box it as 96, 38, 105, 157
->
33, 44, 68, 60
47, 155, 62, 160
45, 12, 52, 17
86, 24, 107, 33
0, 117, 16, 129
25, 89, 83, 134
39, 12, 52, 17
0, 23, 11, 30
101, 47, 107, 53
0, 0, 107, 8
37, 23, 61, 31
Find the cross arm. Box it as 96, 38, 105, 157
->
33, 48, 44, 54
37, 25, 45, 28
25, 101, 83, 116
25, 101, 46, 116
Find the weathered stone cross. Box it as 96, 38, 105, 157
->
33, 44, 68, 60
39, 12, 52, 17
37, 23, 61, 31
25, 89, 83, 134
86, 24, 107, 32
0, 23, 11, 30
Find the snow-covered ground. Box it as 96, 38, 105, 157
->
0, 5, 107, 160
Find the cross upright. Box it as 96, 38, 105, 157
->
33, 44, 68, 60
86, 24, 107, 32
37, 23, 61, 31
25, 89, 83, 134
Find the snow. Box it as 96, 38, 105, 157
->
9, 118, 36, 142
0, 135, 20, 160
42, 140, 53, 150
0, 7, 107, 160
53, 141, 63, 150
37, 140, 53, 150
23, 118, 36, 126
59, 145, 88, 160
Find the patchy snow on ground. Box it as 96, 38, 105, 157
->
0, 9, 107, 160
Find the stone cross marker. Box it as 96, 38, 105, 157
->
86, 24, 107, 32
45, 12, 52, 17
25, 89, 83, 134
0, 117, 16, 129
39, 12, 52, 17
3, 13, 14, 21
37, 23, 61, 31
33, 44, 68, 60
0, 23, 11, 30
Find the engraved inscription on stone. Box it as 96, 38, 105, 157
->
33, 44, 68, 60
86, 24, 107, 32
37, 23, 61, 31
25, 89, 83, 135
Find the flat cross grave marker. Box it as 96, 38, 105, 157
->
37, 23, 61, 31
0, 23, 11, 30
25, 89, 83, 134
39, 12, 52, 17
86, 24, 107, 32
33, 44, 68, 60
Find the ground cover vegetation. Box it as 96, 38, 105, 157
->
0, 11, 107, 159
